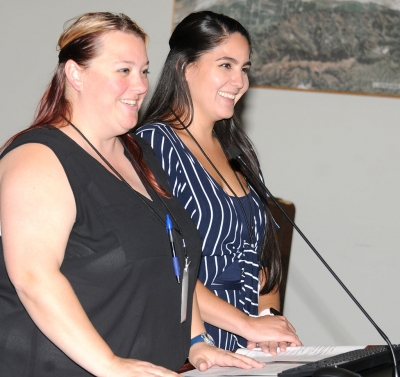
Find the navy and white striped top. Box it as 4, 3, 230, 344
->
136, 123, 267, 350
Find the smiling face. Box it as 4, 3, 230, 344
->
184, 32, 251, 126
77, 31, 149, 135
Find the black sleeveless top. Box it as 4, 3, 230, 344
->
0, 127, 201, 376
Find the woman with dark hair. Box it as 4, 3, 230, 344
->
0, 12, 263, 376
135, 11, 302, 354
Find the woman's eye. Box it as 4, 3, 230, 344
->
242, 66, 251, 74
221, 63, 231, 69
119, 68, 130, 74
142, 69, 150, 75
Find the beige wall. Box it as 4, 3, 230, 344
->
1, 0, 399, 346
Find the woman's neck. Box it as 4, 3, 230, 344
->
62, 116, 120, 157
180, 117, 215, 142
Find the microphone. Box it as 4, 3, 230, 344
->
227, 145, 399, 377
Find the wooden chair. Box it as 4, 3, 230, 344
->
267, 197, 295, 314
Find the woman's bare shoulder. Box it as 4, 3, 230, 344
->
1, 142, 65, 180
0, 142, 75, 221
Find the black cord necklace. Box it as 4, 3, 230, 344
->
64, 118, 192, 322
63, 118, 188, 254
169, 109, 255, 248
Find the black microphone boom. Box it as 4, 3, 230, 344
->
227, 145, 398, 377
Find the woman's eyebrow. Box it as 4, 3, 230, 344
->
115, 60, 150, 65
216, 56, 252, 66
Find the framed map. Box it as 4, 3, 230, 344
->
173, 0, 400, 97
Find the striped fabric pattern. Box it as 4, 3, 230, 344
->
136, 123, 267, 350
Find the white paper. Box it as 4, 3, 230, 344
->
181, 345, 365, 376
237, 345, 365, 363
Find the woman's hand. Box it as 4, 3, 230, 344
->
188, 343, 264, 372
189, 292, 262, 371
244, 315, 302, 355
105, 356, 179, 377
247, 340, 300, 356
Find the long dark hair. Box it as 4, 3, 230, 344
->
137, 11, 281, 295
2, 12, 168, 197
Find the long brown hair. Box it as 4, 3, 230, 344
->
138, 11, 281, 295
4, 12, 169, 197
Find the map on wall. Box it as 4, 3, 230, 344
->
173, 0, 400, 96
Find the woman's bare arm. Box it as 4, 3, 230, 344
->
1, 144, 179, 377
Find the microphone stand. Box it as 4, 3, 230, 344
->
228, 146, 399, 377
